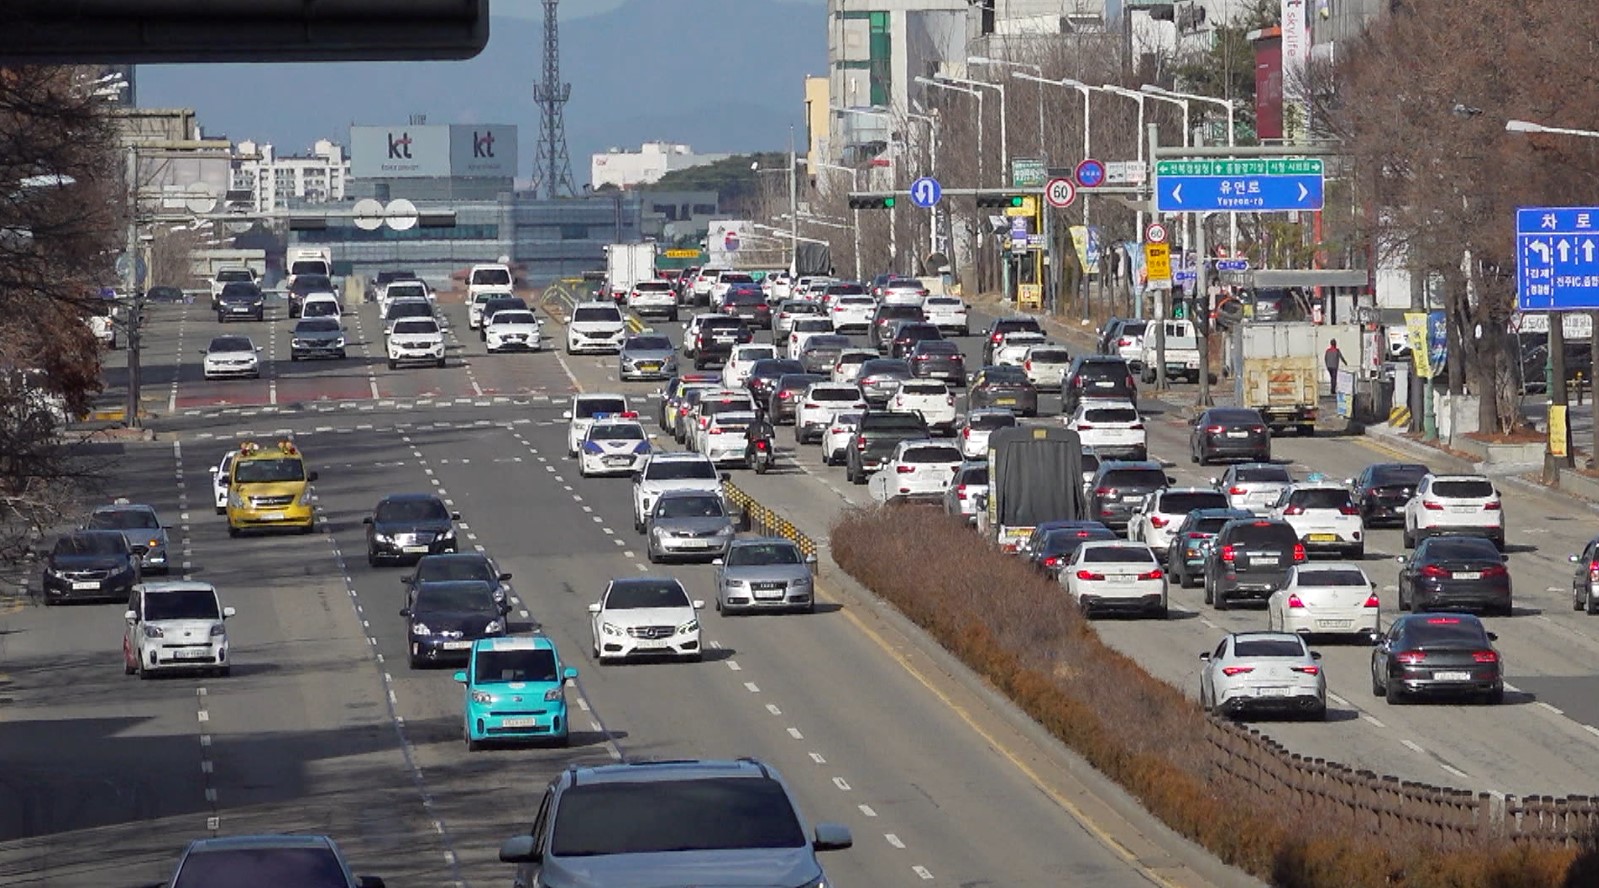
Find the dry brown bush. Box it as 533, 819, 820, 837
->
831, 506, 1579, 887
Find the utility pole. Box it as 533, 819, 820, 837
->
1544, 315, 1572, 483
122, 145, 143, 429
788, 127, 799, 275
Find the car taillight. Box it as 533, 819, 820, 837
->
1292, 543, 1307, 562
1228, 486, 1247, 495
946, 395, 956, 406
1282, 505, 1305, 515
955, 484, 969, 500
1484, 501, 1501, 511
803, 402, 817, 409
1286, 594, 1306, 609
1396, 651, 1426, 665
709, 428, 724, 435
1221, 665, 1254, 676
1130, 422, 1144, 430
1419, 564, 1449, 578
855, 435, 867, 450
915, 354, 929, 360
1118, 337, 1132, 347
779, 390, 793, 399
1095, 487, 1114, 496
1076, 570, 1105, 581
896, 465, 914, 474
1482, 565, 1509, 578
1126, 376, 1136, 389
1338, 505, 1360, 515
1220, 544, 1237, 562
1150, 515, 1168, 528
754, 440, 769, 451
1473, 650, 1499, 664
830, 427, 844, 435
992, 333, 1003, 343
1422, 501, 1445, 511
1137, 568, 1163, 580
1043, 555, 1061, 567
1290, 665, 1320, 675
1251, 426, 1266, 433
962, 427, 971, 439
1024, 359, 1032, 370
621, 411, 638, 419
1363, 594, 1381, 608
1589, 560, 1599, 580
1077, 423, 1096, 430
1072, 377, 1084, 387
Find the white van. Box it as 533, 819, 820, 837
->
467, 263, 514, 300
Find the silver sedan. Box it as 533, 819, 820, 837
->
714, 538, 817, 615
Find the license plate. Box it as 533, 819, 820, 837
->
679, 539, 712, 548
604, 456, 633, 465
1450, 506, 1474, 514
1308, 534, 1338, 542
634, 638, 668, 649
1317, 620, 1353, 629
1433, 671, 1471, 681
443, 641, 472, 650
72, 581, 101, 590
402, 545, 430, 553
755, 589, 785, 600
640, 362, 661, 371
995, 398, 1016, 405
174, 648, 211, 659
1454, 571, 1481, 580
499, 718, 537, 728
1226, 431, 1248, 438
1092, 380, 1113, 387
1251, 556, 1278, 566
260, 512, 286, 521
1256, 687, 1289, 697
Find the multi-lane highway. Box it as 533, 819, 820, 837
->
1, 295, 1253, 888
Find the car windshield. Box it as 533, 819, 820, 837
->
1100, 469, 1166, 490
1298, 569, 1368, 587
983, 367, 1028, 382
1423, 538, 1503, 561
1406, 618, 1490, 647
387, 302, 431, 319
804, 335, 850, 349
1029, 348, 1071, 363
737, 347, 777, 361
215, 270, 252, 282
376, 499, 449, 522
414, 583, 498, 613
1233, 638, 1307, 658
1118, 321, 1149, 336
493, 311, 538, 326
783, 302, 821, 314
296, 319, 341, 333
728, 543, 803, 566
1161, 492, 1228, 513
831, 411, 864, 427
916, 341, 961, 355
173, 847, 348, 888
827, 284, 867, 295
627, 336, 671, 350
969, 412, 1017, 431
302, 301, 338, 317
657, 495, 725, 519
209, 337, 253, 353
145, 589, 220, 621
1188, 516, 1236, 535
861, 361, 909, 376
1228, 522, 1299, 547
550, 778, 807, 857
1209, 409, 1262, 424
87, 509, 158, 530
1235, 465, 1292, 483
1370, 464, 1430, 485
1082, 546, 1157, 564
1432, 479, 1495, 498
55, 533, 123, 555
635, 282, 671, 292
417, 558, 494, 583
810, 388, 861, 402
473, 268, 512, 286
1292, 489, 1354, 509
1084, 406, 1138, 423
900, 382, 946, 395
793, 319, 832, 332
233, 458, 305, 484
591, 424, 645, 441
474, 648, 558, 683
221, 285, 258, 299
903, 446, 962, 463
644, 460, 717, 481
606, 581, 691, 609
573, 307, 621, 323
393, 320, 438, 335
575, 398, 627, 418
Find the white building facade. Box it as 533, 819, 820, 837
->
232, 139, 349, 212
589, 142, 733, 191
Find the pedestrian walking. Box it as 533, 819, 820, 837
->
1325, 339, 1347, 395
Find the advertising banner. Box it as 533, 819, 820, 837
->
351, 125, 451, 178
1405, 312, 1431, 379
448, 125, 518, 178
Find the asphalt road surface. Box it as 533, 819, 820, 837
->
0, 296, 1250, 887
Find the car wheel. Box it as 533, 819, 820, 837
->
216, 666, 231, 678
1202, 577, 1213, 605
215, 505, 226, 516
1307, 704, 1327, 722
1300, 424, 1315, 437
290, 353, 300, 362
686, 652, 704, 663
367, 551, 380, 568
1213, 589, 1230, 611
227, 525, 240, 538
138, 665, 153, 681
1587, 588, 1599, 616
466, 735, 481, 752
646, 544, 660, 563
387, 359, 397, 370
633, 515, 644, 533
124, 655, 136, 676
1402, 527, 1415, 549
1397, 581, 1410, 611
1349, 545, 1365, 560
1370, 660, 1386, 696
1385, 682, 1406, 705
1485, 684, 1505, 705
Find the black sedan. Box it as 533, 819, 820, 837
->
1348, 462, 1429, 527
1397, 535, 1512, 615
1189, 407, 1270, 465
908, 339, 965, 383
404, 552, 514, 610
967, 366, 1039, 417
40, 529, 140, 604
1371, 613, 1503, 704
719, 288, 772, 328
767, 373, 828, 425
364, 494, 461, 566
400, 579, 509, 668
745, 358, 806, 406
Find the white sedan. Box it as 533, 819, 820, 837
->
201, 335, 260, 379
1061, 541, 1167, 618
1267, 563, 1380, 639
484, 309, 542, 353
588, 575, 704, 663
1198, 631, 1327, 721
577, 420, 652, 478
821, 410, 865, 466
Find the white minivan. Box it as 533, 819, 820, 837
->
565, 301, 627, 354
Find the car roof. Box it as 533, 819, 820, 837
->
656, 488, 721, 500
378, 492, 445, 504
93, 502, 157, 514
1095, 460, 1163, 472
730, 536, 798, 549
608, 574, 688, 591
573, 300, 619, 309
1293, 562, 1368, 574
475, 635, 556, 652
418, 552, 489, 564
185, 834, 337, 852
1425, 473, 1490, 482
562, 758, 774, 787
574, 392, 628, 402
1228, 631, 1307, 643
1077, 539, 1152, 552
414, 578, 495, 593
139, 581, 217, 594
1079, 398, 1137, 409
1286, 482, 1348, 492
649, 451, 714, 462
1187, 507, 1254, 518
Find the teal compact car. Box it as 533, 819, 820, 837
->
455, 635, 578, 750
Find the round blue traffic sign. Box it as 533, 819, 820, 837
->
909, 176, 942, 208
1075, 159, 1106, 189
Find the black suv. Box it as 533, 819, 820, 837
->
693, 317, 753, 369
845, 410, 929, 484
1202, 517, 1305, 609
981, 316, 1045, 364
1086, 460, 1171, 532
1062, 355, 1138, 415
888, 322, 943, 359
216, 282, 264, 322
869, 304, 925, 352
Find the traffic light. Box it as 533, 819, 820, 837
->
1172, 298, 1187, 320
848, 194, 897, 210
976, 193, 1027, 209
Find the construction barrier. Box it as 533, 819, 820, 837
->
722, 479, 819, 575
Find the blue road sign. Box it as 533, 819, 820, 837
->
1175, 269, 1197, 284
1516, 207, 1599, 310
1216, 258, 1250, 272
1158, 175, 1323, 212
909, 176, 942, 209
1074, 159, 1106, 189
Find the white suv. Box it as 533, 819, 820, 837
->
386, 317, 446, 369
631, 452, 723, 532
1129, 487, 1232, 557
794, 383, 867, 444
1066, 399, 1146, 461
123, 582, 235, 678
1404, 474, 1505, 549
565, 301, 627, 354
628, 280, 678, 320
1269, 483, 1365, 558
870, 439, 964, 500
888, 380, 958, 435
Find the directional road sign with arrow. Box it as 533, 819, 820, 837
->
1156, 158, 1323, 213
1517, 206, 1599, 310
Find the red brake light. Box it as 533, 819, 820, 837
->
1396, 651, 1426, 665
1077, 423, 1096, 430
1482, 565, 1509, 578
946, 395, 956, 406
1095, 487, 1114, 496
1286, 594, 1306, 609
1425, 617, 1461, 624
896, 465, 914, 474
1291, 665, 1321, 675
1292, 544, 1307, 562
1117, 337, 1132, 347
1228, 486, 1247, 495
1473, 650, 1499, 664
1419, 564, 1449, 578
1024, 360, 1032, 370
830, 427, 844, 435
1422, 501, 1445, 511
1220, 544, 1237, 562
1137, 568, 1163, 581
1076, 570, 1105, 581
1484, 501, 1501, 511
1363, 594, 1381, 608
779, 390, 793, 399
955, 485, 969, 500
620, 411, 638, 419
1221, 665, 1254, 676
1282, 505, 1305, 515
1043, 555, 1061, 567
1150, 515, 1168, 528
1338, 505, 1360, 515
962, 428, 971, 439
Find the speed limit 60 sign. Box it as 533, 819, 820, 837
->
1044, 177, 1077, 209
1144, 221, 1169, 244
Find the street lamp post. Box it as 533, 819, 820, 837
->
1102, 84, 1149, 315
969, 56, 1043, 158
915, 77, 990, 290
833, 105, 904, 270
1144, 84, 1239, 255
810, 160, 864, 281
937, 73, 1006, 182
1015, 73, 1099, 320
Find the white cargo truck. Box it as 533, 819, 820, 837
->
605, 243, 656, 304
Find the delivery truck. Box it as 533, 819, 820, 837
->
1237, 322, 1358, 436
604, 242, 657, 304
976, 426, 1084, 553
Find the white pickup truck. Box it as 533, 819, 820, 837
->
1137, 319, 1203, 384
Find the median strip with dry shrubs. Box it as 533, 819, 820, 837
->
830, 507, 1582, 888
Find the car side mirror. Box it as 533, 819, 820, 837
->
452, 671, 468, 683
587, 602, 601, 614
1395, 555, 1406, 564
692, 600, 705, 610
124, 609, 138, 622
222, 606, 236, 619
1166, 476, 1177, 484
1367, 631, 1382, 645
499, 833, 541, 862
1198, 652, 1211, 661
813, 822, 854, 852
1344, 478, 1354, 486
561, 410, 573, 420
1487, 632, 1499, 642
399, 608, 410, 617
805, 553, 818, 565
356, 877, 386, 888
451, 512, 462, 520
1311, 651, 1322, 660
720, 472, 731, 482
563, 666, 579, 680
362, 516, 373, 524
1570, 554, 1581, 563
1502, 554, 1510, 563
630, 471, 643, 483
400, 575, 413, 585
712, 558, 724, 566
498, 572, 513, 581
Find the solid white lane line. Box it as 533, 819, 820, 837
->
1537, 701, 1565, 716
1400, 739, 1425, 754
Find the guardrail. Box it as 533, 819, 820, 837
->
722, 479, 819, 575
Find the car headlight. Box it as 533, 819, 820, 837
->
470, 690, 495, 705
440, 528, 456, 540
543, 687, 564, 702
335, 337, 346, 348
677, 619, 699, 635
716, 525, 734, 536
143, 625, 164, 638
229, 491, 245, 508
209, 623, 226, 637
146, 537, 162, 549
411, 622, 431, 636
651, 527, 664, 538
45, 565, 65, 578
373, 532, 394, 543
601, 622, 623, 636
725, 578, 747, 587
484, 620, 504, 634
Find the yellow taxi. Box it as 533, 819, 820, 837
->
225, 439, 317, 536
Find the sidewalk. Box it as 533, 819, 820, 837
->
1363, 419, 1599, 509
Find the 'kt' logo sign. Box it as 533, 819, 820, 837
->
388, 132, 413, 159
474, 130, 495, 158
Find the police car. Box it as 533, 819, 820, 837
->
563, 393, 635, 458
